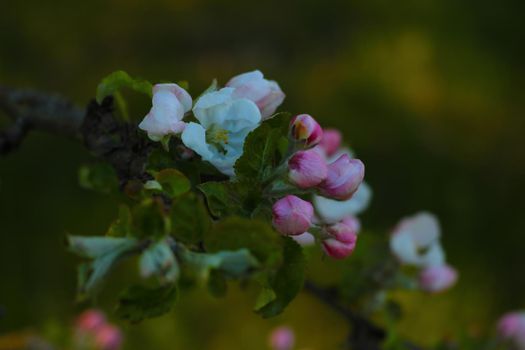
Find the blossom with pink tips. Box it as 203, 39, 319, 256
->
269, 326, 295, 350
94, 324, 123, 350
76, 310, 106, 333
290, 114, 323, 147
418, 264, 458, 293
322, 219, 358, 259
318, 128, 342, 157
497, 312, 525, 349
226, 70, 285, 119
272, 195, 314, 236
139, 83, 192, 141
318, 154, 365, 200
288, 149, 328, 188
74, 309, 123, 350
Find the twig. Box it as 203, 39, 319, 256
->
304, 280, 386, 349
0, 85, 84, 155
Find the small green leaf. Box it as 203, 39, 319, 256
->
234, 112, 291, 181
96, 70, 153, 103
68, 236, 138, 294
78, 163, 119, 194
116, 284, 177, 323
198, 180, 262, 218
170, 193, 212, 244
67, 236, 137, 259
254, 288, 277, 311
205, 217, 283, 268
178, 247, 259, 280
139, 239, 179, 283
107, 205, 133, 237
155, 168, 191, 198
132, 198, 169, 238
256, 237, 305, 318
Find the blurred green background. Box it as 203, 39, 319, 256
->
1, 0, 524, 348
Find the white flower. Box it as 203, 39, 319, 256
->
390, 212, 445, 267
226, 70, 285, 119
181, 87, 261, 176
313, 182, 372, 224
139, 83, 192, 141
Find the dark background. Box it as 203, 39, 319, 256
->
1, 0, 524, 348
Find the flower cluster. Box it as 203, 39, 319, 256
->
390, 212, 458, 293
139, 70, 284, 176
271, 114, 366, 259
497, 311, 525, 349
74, 310, 122, 350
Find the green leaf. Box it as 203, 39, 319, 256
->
68, 236, 138, 294
132, 198, 169, 238
78, 163, 119, 194
198, 180, 262, 218
256, 237, 305, 318
139, 239, 179, 283
207, 270, 227, 297
234, 112, 291, 181
170, 193, 212, 244
116, 284, 177, 323
154, 168, 191, 198
67, 236, 137, 258
96, 70, 153, 103
107, 205, 133, 237
178, 247, 259, 279
205, 217, 282, 267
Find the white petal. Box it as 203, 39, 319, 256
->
151, 90, 185, 123
221, 98, 261, 132
154, 83, 192, 112
226, 70, 263, 86
395, 212, 441, 246
181, 122, 214, 161
313, 182, 372, 224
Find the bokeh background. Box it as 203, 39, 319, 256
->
1, 0, 524, 348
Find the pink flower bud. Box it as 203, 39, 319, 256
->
498, 312, 525, 349
290, 114, 323, 147
75, 310, 106, 333
292, 232, 315, 246
268, 326, 295, 350
288, 149, 328, 188
322, 219, 358, 259
318, 154, 365, 200
272, 195, 314, 236
139, 83, 192, 141
341, 215, 361, 234
418, 265, 458, 293
318, 128, 342, 157
226, 70, 285, 119
95, 324, 123, 350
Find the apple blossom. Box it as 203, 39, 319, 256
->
498, 312, 525, 349
292, 231, 316, 246
226, 70, 285, 119
95, 324, 123, 350
318, 128, 342, 157
75, 309, 106, 332
288, 149, 328, 188
139, 83, 192, 141
318, 154, 365, 200
272, 195, 314, 235
418, 264, 458, 293
313, 182, 372, 224
322, 218, 358, 259
290, 114, 323, 147
181, 87, 261, 176
389, 212, 445, 267
269, 326, 295, 350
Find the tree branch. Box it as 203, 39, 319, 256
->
0, 85, 84, 154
